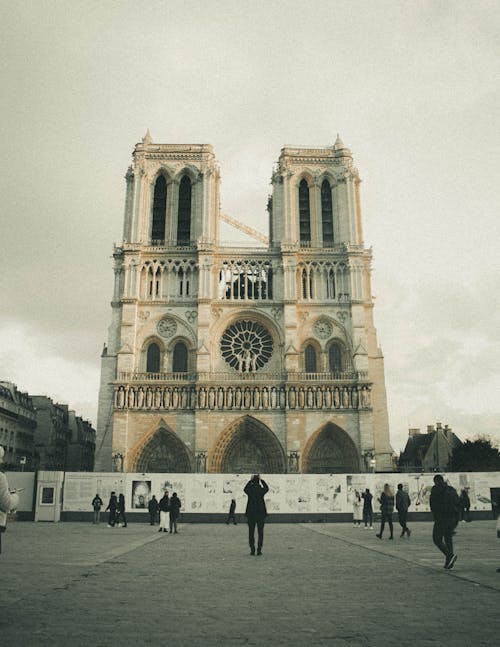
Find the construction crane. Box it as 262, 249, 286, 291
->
219, 212, 269, 245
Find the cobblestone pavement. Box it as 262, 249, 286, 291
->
1, 520, 499, 646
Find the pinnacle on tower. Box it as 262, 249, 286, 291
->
334, 133, 345, 150
142, 129, 153, 145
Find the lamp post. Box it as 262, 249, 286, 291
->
370, 458, 376, 473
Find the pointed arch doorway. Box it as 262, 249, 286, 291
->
302, 423, 360, 473
133, 427, 192, 473
211, 416, 286, 473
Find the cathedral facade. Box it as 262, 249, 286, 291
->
95, 133, 393, 473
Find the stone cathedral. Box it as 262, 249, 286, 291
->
95, 132, 393, 473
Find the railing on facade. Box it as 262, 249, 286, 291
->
117, 370, 369, 384
118, 372, 196, 382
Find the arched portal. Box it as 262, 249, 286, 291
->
133, 427, 192, 473
302, 423, 360, 473
211, 416, 286, 473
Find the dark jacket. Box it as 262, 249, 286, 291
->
244, 479, 269, 520
396, 490, 410, 513
159, 495, 170, 512
362, 491, 373, 512
169, 495, 181, 518
148, 497, 159, 514
430, 482, 459, 523
459, 491, 470, 509
229, 500, 236, 514
105, 494, 118, 512
92, 495, 103, 510
379, 492, 394, 515
118, 494, 126, 513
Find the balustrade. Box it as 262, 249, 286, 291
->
113, 382, 372, 412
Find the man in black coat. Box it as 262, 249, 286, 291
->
244, 474, 269, 556
430, 474, 459, 570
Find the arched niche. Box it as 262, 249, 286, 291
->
132, 427, 192, 473
302, 423, 360, 473
210, 416, 286, 474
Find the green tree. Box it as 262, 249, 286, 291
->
449, 437, 500, 472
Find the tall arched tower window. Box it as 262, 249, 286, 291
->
321, 179, 334, 245
146, 343, 161, 373
177, 176, 192, 244
151, 176, 167, 243
299, 179, 311, 243
172, 342, 188, 373
329, 344, 342, 373
305, 345, 317, 373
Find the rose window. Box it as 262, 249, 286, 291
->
220, 320, 273, 372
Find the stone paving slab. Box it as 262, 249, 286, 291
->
0, 520, 499, 646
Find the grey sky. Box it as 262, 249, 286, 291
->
1, 1, 499, 452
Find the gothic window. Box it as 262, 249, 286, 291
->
299, 179, 311, 243
329, 344, 342, 373
321, 179, 334, 245
146, 343, 161, 373
172, 342, 188, 373
301, 267, 314, 299
220, 320, 273, 372
152, 176, 167, 243
326, 268, 336, 299
177, 176, 192, 244
178, 268, 184, 296
305, 345, 317, 373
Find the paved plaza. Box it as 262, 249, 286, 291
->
1, 519, 499, 646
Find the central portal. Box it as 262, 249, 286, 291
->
211, 416, 286, 473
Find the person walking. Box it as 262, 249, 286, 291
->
0, 446, 19, 555
115, 493, 127, 527
376, 484, 394, 540
158, 491, 170, 533
459, 488, 471, 523
362, 488, 373, 529
105, 491, 118, 527
352, 490, 363, 526
430, 474, 459, 569
244, 474, 269, 556
226, 499, 237, 525
148, 495, 159, 525
169, 492, 182, 533
91, 493, 103, 524
396, 483, 411, 537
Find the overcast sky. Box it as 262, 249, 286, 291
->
1, 1, 499, 453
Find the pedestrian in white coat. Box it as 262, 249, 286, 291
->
0, 446, 20, 554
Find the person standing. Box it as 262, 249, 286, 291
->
91, 493, 103, 524
115, 493, 127, 527
169, 492, 182, 533
396, 483, 411, 537
459, 488, 471, 523
0, 446, 19, 555
226, 498, 237, 525
376, 484, 394, 540
244, 474, 269, 556
352, 491, 363, 526
430, 474, 459, 569
362, 488, 373, 529
158, 491, 170, 533
148, 495, 159, 525
105, 491, 118, 527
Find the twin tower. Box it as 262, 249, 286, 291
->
95, 133, 393, 474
